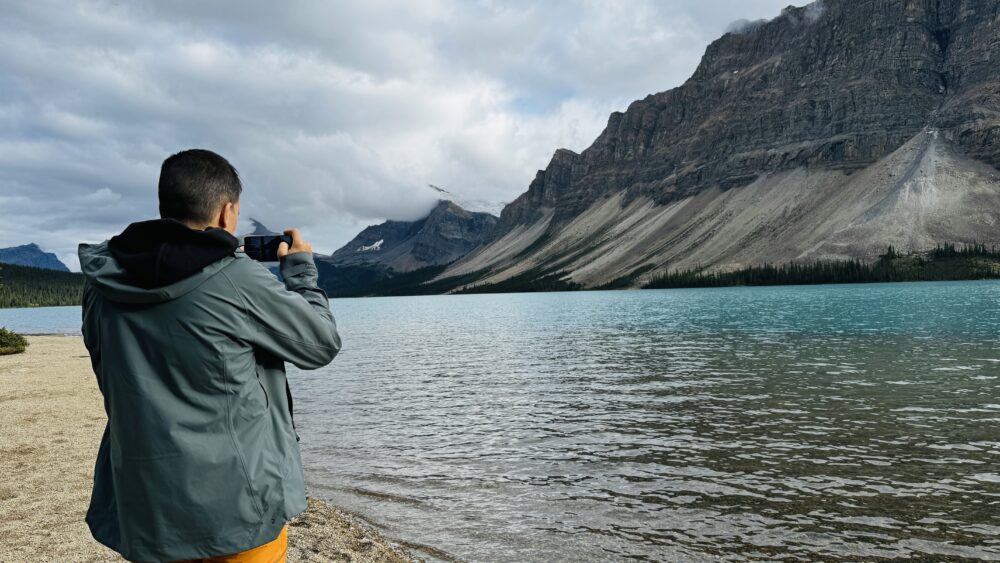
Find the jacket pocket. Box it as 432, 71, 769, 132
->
257, 379, 269, 409
254, 361, 270, 411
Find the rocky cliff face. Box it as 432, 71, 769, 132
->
441, 0, 1000, 289
0, 243, 70, 272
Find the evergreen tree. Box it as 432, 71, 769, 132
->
0, 263, 84, 308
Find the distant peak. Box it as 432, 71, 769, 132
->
2, 242, 42, 250
0, 242, 70, 272
244, 218, 278, 237
424, 184, 504, 217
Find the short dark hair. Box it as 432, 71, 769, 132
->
158, 149, 242, 224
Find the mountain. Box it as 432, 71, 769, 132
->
315, 200, 498, 297
430, 0, 1000, 291
242, 217, 278, 237
0, 244, 70, 272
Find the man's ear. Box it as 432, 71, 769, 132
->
220, 201, 239, 235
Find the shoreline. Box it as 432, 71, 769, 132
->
0, 335, 418, 563
3, 276, 1000, 311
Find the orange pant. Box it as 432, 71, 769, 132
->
163, 526, 288, 563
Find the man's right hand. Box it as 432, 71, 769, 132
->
277, 228, 313, 260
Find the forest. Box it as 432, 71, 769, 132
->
3, 244, 1000, 307
643, 244, 1000, 289
0, 263, 85, 308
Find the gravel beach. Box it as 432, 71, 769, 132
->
0, 335, 417, 563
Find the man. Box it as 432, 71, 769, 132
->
78, 149, 341, 563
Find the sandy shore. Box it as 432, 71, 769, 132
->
0, 336, 417, 563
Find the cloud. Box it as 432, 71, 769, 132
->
804, 1, 826, 23
726, 18, 771, 34
79, 187, 123, 204
0, 0, 793, 271
728, 1, 825, 34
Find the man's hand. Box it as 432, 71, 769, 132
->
277, 228, 313, 260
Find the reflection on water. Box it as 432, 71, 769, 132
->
292, 282, 1000, 561
4, 282, 998, 560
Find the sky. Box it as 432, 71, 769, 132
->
0, 0, 795, 271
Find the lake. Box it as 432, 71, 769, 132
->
3, 282, 999, 561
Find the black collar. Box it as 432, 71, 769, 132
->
108, 218, 239, 289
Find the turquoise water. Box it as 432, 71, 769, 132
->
0, 305, 81, 334
5, 281, 1000, 561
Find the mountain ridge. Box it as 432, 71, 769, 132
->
314, 199, 497, 297
433, 0, 1000, 291
0, 243, 70, 272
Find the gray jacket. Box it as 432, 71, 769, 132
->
79, 222, 340, 563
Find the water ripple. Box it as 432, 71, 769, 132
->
292, 282, 1000, 562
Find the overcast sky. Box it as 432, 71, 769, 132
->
1, 0, 795, 271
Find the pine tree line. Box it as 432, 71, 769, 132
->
644, 244, 1000, 290
929, 242, 1000, 260
0, 263, 85, 308
3, 243, 1000, 306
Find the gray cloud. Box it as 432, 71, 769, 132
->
727, 1, 825, 34
0, 0, 792, 270
726, 18, 771, 34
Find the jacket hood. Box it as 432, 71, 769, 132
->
79, 218, 240, 304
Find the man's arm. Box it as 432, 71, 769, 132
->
227, 229, 341, 370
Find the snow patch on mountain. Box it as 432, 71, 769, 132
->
357, 239, 384, 252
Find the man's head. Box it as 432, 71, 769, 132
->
158, 149, 242, 234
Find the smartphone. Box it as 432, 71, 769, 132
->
243, 234, 293, 262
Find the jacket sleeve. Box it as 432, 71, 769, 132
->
228, 252, 341, 370
81, 281, 104, 392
